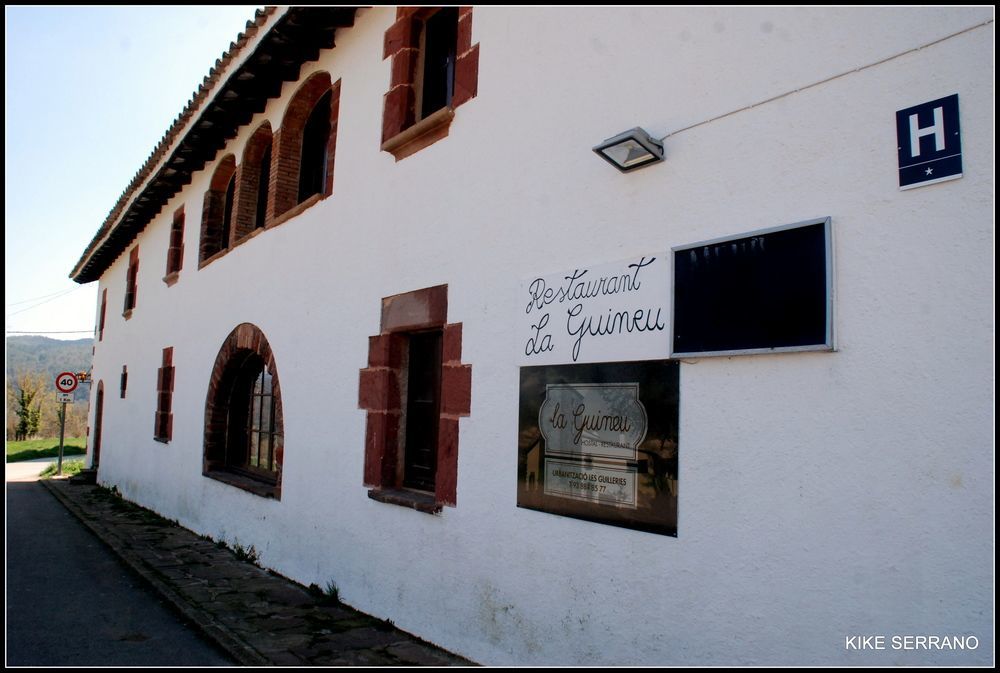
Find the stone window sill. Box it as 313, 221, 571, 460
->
368, 488, 441, 514
381, 107, 455, 162
163, 271, 180, 287
205, 469, 280, 500
198, 247, 228, 270
122, 308, 134, 321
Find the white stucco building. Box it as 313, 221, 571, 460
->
73, 7, 994, 665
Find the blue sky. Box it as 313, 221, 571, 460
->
5, 6, 256, 341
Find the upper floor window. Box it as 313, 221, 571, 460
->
164, 205, 185, 283
299, 89, 332, 203
271, 73, 341, 222
199, 154, 237, 265
381, 7, 480, 161
418, 7, 458, 119
256, 145, 271, 231
197, 75, 340, 269
232, 122, 274, 241
123, 245, 139, 317
98, 288, 107, 340
221, 174, 235, 250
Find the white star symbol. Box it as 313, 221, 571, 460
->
925, 167, 934, 175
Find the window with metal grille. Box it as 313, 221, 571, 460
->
203, 324, 284, 498
219, 353, 280, 484
246, 364, 278, 476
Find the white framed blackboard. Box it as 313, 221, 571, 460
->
671, 217, 834, 357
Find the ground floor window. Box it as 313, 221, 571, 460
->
203, 324, 283, 499
358, 285, 471, 513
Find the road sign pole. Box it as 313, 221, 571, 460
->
57, 401, 67, 476
53, 372, 79, 477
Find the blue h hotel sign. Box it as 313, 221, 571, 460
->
896, 94, 962, 190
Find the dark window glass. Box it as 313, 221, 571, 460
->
255, 145, 271, 230
403, 330, 442, 492
99, 289, 107, 340
420, 7, 458, 118
167, 210, 185, 274
298, 90, 331, 203
221, 173, 236, 250
123, 247, 139, 313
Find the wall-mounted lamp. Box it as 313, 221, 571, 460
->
593, 127, 664, 173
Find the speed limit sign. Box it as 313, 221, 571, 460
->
55, 372, 79, 394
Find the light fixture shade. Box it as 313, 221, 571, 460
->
593, 127, 664, 172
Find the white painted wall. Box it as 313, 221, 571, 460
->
89, 7, 994, 665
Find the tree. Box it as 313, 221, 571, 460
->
12, 370, 46, 440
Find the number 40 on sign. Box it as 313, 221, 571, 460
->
55, 372, 78, 404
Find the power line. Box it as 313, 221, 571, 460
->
5, 287, 83, 307
5, 287, 84, 318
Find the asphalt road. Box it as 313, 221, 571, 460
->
5, 470, 234, 666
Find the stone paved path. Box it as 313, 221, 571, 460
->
42, 478, 474, 666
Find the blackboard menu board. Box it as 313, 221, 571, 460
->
672, 218, 833, 357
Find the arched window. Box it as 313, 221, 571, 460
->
199, 154, 237, 263
203, 323, 284, 498
298, 89, 331, 203
221, 174, 235, 250
233, 122, 273, 239
256, 146, 271, 231
270, 73, 340, 219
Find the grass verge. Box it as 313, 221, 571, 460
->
39, 459, 85, 478
6, 437, 86, 463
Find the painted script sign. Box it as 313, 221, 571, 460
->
518, 360, 679, 536
520, 255, 669, 365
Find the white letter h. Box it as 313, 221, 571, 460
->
909, 107, 945, 157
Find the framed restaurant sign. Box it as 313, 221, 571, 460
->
517, 359, 679, 536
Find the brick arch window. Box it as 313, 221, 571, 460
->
270, 72, 341, 221
199, 154, 237, 264
299, 89, 332, 203
233, 122, 273, 240
203, 323, 284, 499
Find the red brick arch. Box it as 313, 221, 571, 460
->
199, 154, 237, 263
203, 323, 284, 499
269, 71, 341, 220
233, 121, 273, 239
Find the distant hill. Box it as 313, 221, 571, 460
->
6, 336, 94, 401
